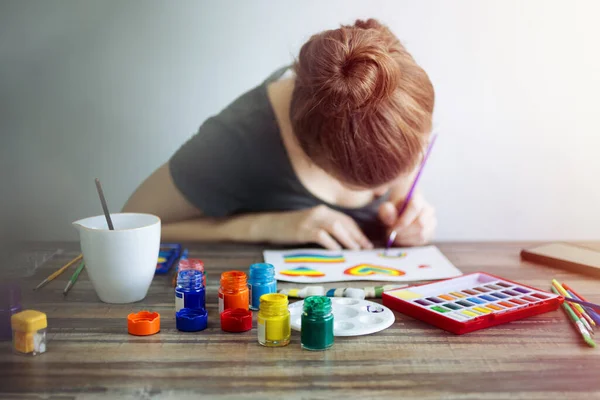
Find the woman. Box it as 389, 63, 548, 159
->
123, 18, 436, 250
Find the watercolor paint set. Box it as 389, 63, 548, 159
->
382, 272, 563, 334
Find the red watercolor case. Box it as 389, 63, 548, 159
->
382, 272, 563, 334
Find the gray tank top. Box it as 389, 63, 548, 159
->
169, 66, 389, 237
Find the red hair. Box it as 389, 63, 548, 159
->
290, 18, 434, 187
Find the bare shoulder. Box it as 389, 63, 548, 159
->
121, 163, 202, 223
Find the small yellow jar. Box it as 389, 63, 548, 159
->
11, 310, 47, 356
257, 293, 290, 347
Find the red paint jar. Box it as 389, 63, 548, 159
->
218, 271, 249, 314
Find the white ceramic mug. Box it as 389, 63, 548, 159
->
72, 213, 161, 304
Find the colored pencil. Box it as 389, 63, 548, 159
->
572, 302, 594, 333
552, 279, 595, 328
564, 296, 600, 314
567, 293, 600, 327
63, 260, 85, 295
565, 296, 594, 335
95, 178, 114, 230
385, 133, 438, 251
563, 283, 600, 325
558, 291, 594, 333
34, 254, 83, 290
551, 286, 596, 348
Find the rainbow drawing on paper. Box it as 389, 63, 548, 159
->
344, 264, 405, 277
264, 245, 463, 283
280, 266, 326, 277
377, 252, 407, 259
283, 253, 345, 263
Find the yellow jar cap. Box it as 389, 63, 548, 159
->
11, 310, 47, 332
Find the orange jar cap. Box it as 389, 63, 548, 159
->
127, 311, 160, 336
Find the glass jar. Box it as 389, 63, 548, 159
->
218, 271, 249, 313
11, 310, 47, 356
175, 269, 205, 312
248, 263, 277, 310
301, 296, 334, 351
257, 293, 290, 347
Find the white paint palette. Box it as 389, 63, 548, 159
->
288, 297, 396, 337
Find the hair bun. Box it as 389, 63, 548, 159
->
296, 20, 400, 114
291, 18, 434, 188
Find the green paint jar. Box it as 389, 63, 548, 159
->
301, 296, 334, 351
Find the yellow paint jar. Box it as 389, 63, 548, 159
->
11, 310, 47, 356
257, 293, 290, 347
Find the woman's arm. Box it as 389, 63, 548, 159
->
122, 163, 202, 223
122, 163, 266, 242
123, 163, 372, 249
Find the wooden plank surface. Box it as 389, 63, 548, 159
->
1, 242, 600, 399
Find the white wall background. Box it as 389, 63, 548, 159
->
1, 0, 599, 242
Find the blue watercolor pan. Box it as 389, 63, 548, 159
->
467, 297, 485, 304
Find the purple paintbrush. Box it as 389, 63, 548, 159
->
385, 133, 438, 252
564, 296, 600, 313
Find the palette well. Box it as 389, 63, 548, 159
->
289, 298, 395, 337
382, 272, 563, 334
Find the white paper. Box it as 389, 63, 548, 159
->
263, 245, 462, 283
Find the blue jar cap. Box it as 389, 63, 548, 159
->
176, 308, 208, 332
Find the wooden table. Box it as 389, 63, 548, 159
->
1, 242, 599, 399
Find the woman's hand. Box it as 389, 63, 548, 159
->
378, 191, 436, 246
263, 205, 373, 251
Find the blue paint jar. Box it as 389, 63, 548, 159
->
248, 263, 277, 310
175, 270, 205, 312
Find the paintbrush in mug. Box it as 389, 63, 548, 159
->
385, 133, 437, 252
95, 178, 114, 230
